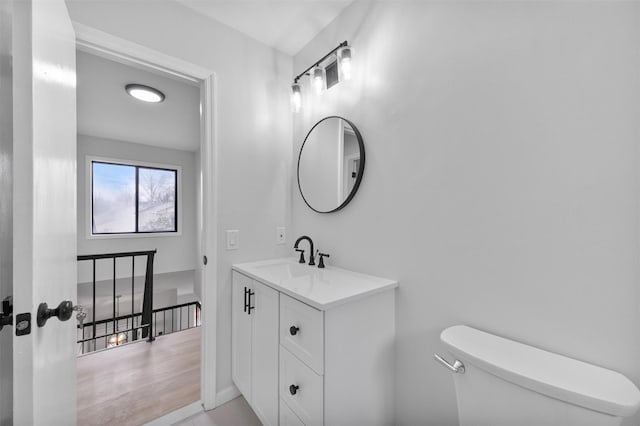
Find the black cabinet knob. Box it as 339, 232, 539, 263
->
289, 384, 299, 395
289, 325, 299, 336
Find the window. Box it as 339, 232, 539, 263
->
90, 159, 179, 235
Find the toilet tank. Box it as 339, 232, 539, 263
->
439, 325, 640, 426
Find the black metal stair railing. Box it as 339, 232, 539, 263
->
76, 301, 201, 354
77, 250, 156, 353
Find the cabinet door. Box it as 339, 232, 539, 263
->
231, 272, 252, 398
251, 281, 279, 426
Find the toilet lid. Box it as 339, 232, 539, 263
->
440, 325, 640, 417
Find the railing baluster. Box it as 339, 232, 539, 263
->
112, 258, 116, 338
131, 255, 135, 341
142, 251, 155, 341
92, 258, 96, 343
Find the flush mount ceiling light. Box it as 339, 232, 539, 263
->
125, 84, 165, 103
291, 40, 352, 113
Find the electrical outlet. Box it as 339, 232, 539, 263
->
226, 229, 239, 250
276, 226, 286, 245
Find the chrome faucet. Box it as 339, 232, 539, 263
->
294, 235, 315, 266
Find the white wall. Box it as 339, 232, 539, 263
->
293, 2, 640, 425
0, 2, 12, 424
77, 134, 198, 283
66, 0, 293, 396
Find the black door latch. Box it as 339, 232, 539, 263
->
0, 296, 12, 332
15, 312, 30, 336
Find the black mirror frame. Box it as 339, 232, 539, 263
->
297, 116, 365, 214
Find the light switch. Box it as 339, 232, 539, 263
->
226, 229, 239, 250
276, 226, 286, 245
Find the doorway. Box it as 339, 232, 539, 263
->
74, 25, 218, 423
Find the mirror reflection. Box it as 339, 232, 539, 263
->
297, 116, 365, 213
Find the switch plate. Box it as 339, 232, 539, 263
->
226, 229, 239, 250
276, 227, 286, 245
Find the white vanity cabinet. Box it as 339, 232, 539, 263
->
232, 258, 398, 426
231, 271, 279, 426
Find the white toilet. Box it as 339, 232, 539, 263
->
436, 325, 640, 426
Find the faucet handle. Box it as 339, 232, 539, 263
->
318, 252, 330, 268
295, 249, 305, 264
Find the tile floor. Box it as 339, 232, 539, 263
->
175, 397, 261, 426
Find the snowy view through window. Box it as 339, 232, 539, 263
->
92, 161, 177, 234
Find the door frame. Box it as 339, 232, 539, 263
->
73, 23, 219, 411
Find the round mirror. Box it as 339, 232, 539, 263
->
297, 116, 365, 213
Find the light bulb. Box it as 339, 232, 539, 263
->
339, 45, 352, 81
312, 66, 324, 93
291, 82, 302, 113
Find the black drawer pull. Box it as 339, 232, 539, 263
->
289, 325, 299, 336
289, 384, 299, 395
247, 290, 255, 314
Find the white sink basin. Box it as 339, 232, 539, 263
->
254, 260, 318, 279
232, 258, 397, 310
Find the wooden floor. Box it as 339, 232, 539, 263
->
77, 327, 200, 426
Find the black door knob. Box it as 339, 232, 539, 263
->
289, 384, 299, 395
37, 300, 76, 327
289, 325, 299, 336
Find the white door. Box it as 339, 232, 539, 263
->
12, 0, 77, 424
0, 1, 14, 424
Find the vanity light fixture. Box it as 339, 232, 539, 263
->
338, 45, 352, 81
291, 82, 302, 113
291, 40, 351, 113
125, 83, 165, 103
312, 65, 324, 93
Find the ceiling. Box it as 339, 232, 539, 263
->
76, 51, 201, 151
175, 0, 353, 55
76, 1, 354, 150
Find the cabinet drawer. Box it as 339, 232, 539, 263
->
280, 398, 305, 426
280, 294, 324, 374
280, 346, 323, 426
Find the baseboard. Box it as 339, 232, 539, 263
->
215, 385, 241, 407
143, 401, 203, 426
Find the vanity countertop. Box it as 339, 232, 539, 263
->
232, 257, 397, 310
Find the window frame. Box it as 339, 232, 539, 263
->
86, 156, 182, 239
